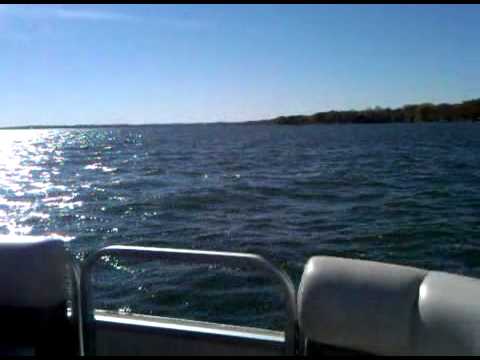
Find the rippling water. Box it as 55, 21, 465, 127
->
1, 123, 480, 329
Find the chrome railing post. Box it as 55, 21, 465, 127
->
68, 255, 85, 356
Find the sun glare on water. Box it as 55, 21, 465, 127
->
0, 129, 74, 242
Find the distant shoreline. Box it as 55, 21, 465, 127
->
250, 97, 480, 126
1, 98, 479, 129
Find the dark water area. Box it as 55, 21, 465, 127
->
1, 122, 480, 329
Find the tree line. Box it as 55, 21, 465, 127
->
259, 98, 480, 125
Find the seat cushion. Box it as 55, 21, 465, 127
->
0, 238, 77, 355
0, 237, 67, 308
298, 256, 427, 355
298, 256, 480, 356
414, 271, 480, 355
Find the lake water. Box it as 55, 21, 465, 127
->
1, 122, 479, 329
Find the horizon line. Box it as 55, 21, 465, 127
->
1, 96, 478, 129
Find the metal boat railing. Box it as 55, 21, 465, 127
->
79, 245, 297, 355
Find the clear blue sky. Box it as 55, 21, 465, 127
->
1, 4, 479, 126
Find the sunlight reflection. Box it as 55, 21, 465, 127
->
0, 129, 75, 240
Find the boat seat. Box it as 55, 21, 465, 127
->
0, 238, 78, 355
297, 256, 480, 356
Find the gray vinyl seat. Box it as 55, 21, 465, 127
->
0, 237, 78, 355
298, 256, 480, 356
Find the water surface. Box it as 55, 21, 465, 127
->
1, 123, 479, 329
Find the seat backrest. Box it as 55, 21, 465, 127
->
0, 237, 67, 308
0, 237, 77, 355
298, 256, 480, 356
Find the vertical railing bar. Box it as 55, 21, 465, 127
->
67, 253, 85, 356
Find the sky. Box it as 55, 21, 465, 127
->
1, 4, 480, 126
